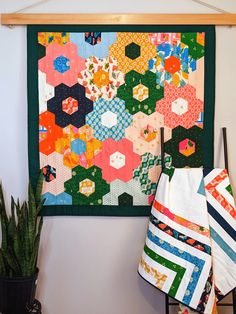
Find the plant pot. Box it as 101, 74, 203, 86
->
0, 269, 39, 314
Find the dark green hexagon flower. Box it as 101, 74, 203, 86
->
117, 70, 164, 115
64, 165, 110, 205
164, 125, 203, 167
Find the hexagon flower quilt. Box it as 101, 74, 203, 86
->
28, 25, 215, 216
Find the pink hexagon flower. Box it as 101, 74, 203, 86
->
93, 138, 141, 183
38, 42, 85, 87
156, 83, 204, 129
40, 152, 72, 195
125, 111, 172, 156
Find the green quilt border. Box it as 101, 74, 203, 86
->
27, 25, 215, 216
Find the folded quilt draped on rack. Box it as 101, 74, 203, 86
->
138, 168, 236, 313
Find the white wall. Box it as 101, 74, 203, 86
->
0, 1, 236, 314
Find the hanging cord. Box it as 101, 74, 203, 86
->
13, 0, 52, 13
190, 0, 230, 14
7, 0, 52, 28
12, 0, 230, 15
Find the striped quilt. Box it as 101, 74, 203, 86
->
138, 168, 236, 313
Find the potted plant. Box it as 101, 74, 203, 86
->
0, 174, 44, 314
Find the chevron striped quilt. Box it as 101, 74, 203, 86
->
138, 168, 236, 313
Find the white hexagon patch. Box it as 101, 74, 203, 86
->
101, 111, 118, 128
171, 97, 188, 116
109, 151, 126, 169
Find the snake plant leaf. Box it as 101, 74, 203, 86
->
23, 206, 30, 256
2, 249, 21, 277
29, 235, 40, 275
0, 249, 7, 276
13, 226, 23, 272
35, 172, 44, 206
10, 196, 16, 228
0, 183, 6, 215
0, 173, 44, 277
0, 184, 9, 251
0, 218, 8, 252
7, 216, 18, 272
28, 183, 37, 249
15, 198, 21, 217
37, 216, 43, 235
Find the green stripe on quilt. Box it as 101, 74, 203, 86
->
144, 244, 186, 297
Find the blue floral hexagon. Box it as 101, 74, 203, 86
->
70, 32, 117, 59
71, 138, 86, 155
149, 42, 196, 87
53, 56, 70, 73
86, 97, 132, 141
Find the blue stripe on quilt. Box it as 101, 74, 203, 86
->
150, 214, 211, 255
210, 227, 236, 262
147, 229, 205, 305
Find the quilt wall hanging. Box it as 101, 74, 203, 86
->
27, 25, 215, 216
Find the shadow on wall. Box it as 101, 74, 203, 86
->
137, 274, 165, 313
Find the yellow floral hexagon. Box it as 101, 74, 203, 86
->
109, 33, 157, 74
38, 32, 70, 47
133, 84, 149, 102
79, 179, 96, 197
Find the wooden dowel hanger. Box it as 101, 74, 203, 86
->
1, 13, 236, 26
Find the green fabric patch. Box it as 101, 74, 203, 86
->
64, 166, 110, 205
181, 33, 205, 60
125, 42, 141, 60
144, 244, 186, 297
226, 184, 233, 196
162, 167, 175, 181
118, 193, 133, 205
133, 153, 159, 195
117, 70, 164, 114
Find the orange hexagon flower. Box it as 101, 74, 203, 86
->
55, 124, 102, 169
164, 56, 181, 74
109, 33, 157, 74
39, 111, 63, 156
